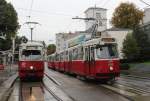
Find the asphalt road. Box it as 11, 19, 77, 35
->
46, 68, 129, 101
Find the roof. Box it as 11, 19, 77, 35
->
20, 41, 43, 47
84, 7, 107, 13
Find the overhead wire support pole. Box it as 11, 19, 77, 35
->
72, 16, 98, 38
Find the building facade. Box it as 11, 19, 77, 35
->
142, 8, 150, 41
56, 32, 80, 52
101, 28, 132, 59
84, 7, 107, 32
143, 8, 150, 24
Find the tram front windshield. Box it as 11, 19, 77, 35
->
21, 50, 42, 60
96, 45, 118, 59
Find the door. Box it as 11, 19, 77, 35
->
90, 46, 95, 76
85, 47, 90, 75
85, 46, 95, 76
68, 50, 72, 73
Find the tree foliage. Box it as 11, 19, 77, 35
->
47, 44, 56, 55
133, 27, 150, 60
0, 0, 19, 50
122, 33, 140, 60
111, 2, 143, 29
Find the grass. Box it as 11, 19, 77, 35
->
143, 61, 150, 64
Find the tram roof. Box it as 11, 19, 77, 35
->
84, 37, 116, 46
20, 41, 44, 47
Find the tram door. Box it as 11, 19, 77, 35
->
68, 50, 72, 73
85, 46, 95, 76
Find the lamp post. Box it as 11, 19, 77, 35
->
24, 21, 40, 41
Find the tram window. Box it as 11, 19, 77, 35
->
60, 53, 63, 61
69, 51, 72, 61
22, 50, 42, 60
66, 51, 68, 61
90, 47, 95, 60
96, 45, 118, 59
0, 59, 2, 64
85, 48, 88, 61
73, 48, 78, 60
78, 47, 83, 60
108, 45, 118, 57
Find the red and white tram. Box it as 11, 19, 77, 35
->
48, 37, 120, 82
18, 41, 45, 81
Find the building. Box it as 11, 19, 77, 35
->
56, 32, 80, 52
84, 7, 107, 32
143, 8, 150, 24
142, 8, 150, 40
101, 28, 132, 59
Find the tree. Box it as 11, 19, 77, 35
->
122, 33, 140, 60
111, 2, 143, 29
47, 44, 56, 55
133, 27, 150, 60
0, 0, 19, 50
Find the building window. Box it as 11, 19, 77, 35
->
98, 20, 103, 26
96, 13, 101, 19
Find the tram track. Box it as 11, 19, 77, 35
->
17, 74, 74, 101
100, 75, 150, 101
120, 74, 150, 82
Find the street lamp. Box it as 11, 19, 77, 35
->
24, 21, 41, 41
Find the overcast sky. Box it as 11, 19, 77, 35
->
6, 0, 150, 44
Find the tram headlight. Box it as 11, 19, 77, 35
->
109, 66, 114, 71
30, 66, 34, 70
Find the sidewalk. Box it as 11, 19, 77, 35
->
0, 64, 18, 85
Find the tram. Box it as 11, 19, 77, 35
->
48, 36, 120, 83
18, 41, 45, 81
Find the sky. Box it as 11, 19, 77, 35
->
6, 0, 150, 44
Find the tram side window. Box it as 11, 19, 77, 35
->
56, 54, 59, 61
0, 58, 2, 64
85, 48, 88, 61
60, 53, 63, 61
69, 51, 72, 61
73, 48, 78, 60
90, 47, 95, 60
78, 47, 83, 60
62, 53, 64, 61
65, 51, 68, 61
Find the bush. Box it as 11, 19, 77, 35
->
120, 63, 130, 70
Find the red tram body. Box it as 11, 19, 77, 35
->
48, 36, 120, 82
19, 41, 45, 81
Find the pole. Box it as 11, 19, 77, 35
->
31, 28, 33, 41
12, 37, 15, 64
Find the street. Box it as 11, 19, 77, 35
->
0, 64, 150, 101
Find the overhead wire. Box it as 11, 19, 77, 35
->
28, 0, 34, 18
17, 7, 74, 17
139, 0, 150, 6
